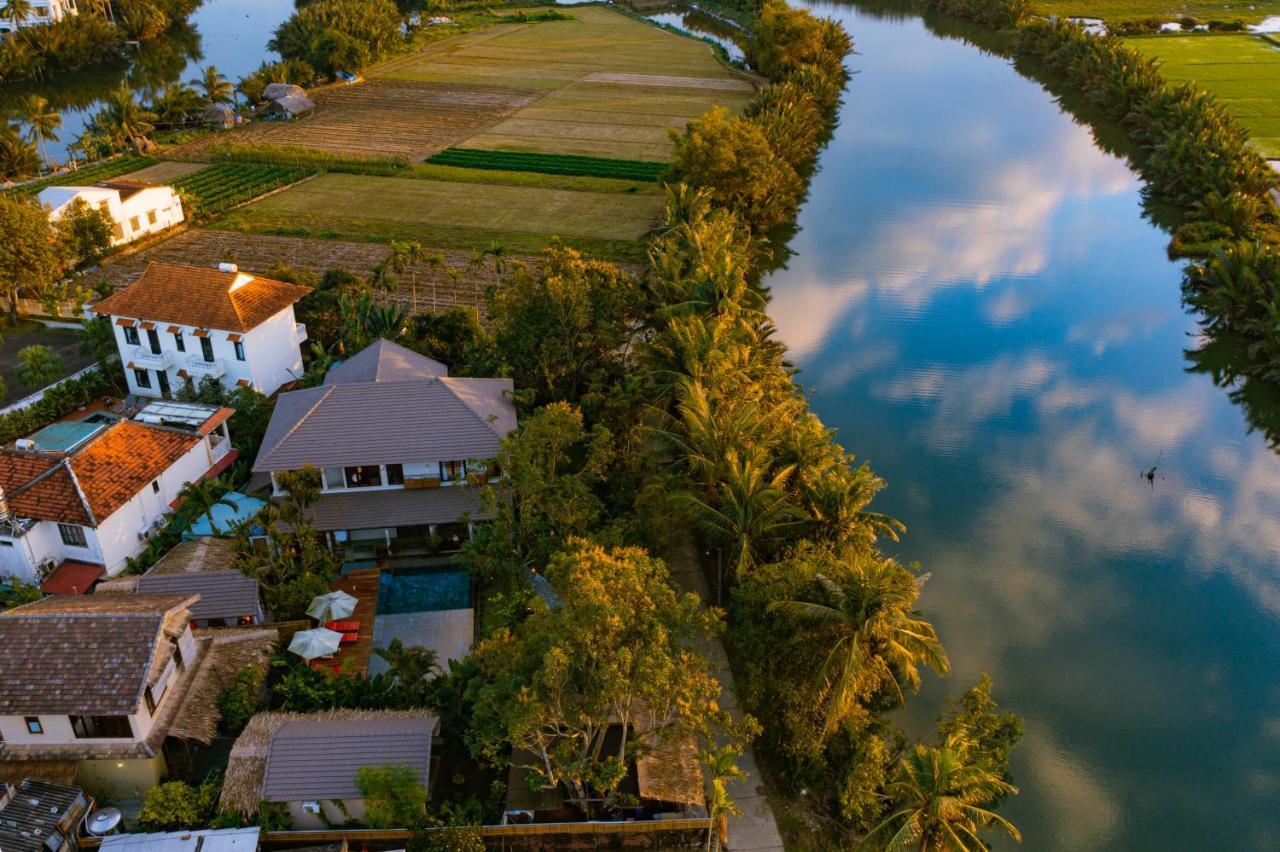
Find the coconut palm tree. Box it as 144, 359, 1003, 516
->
193, 65, 234, 105
0, 122, 39, 180
769, 554, 949, 738
96, 87, 156, 152
388, 240, 428, 312
76, 316, 117, 368
20, 95, 60, 171
701, 745, 744, 852
177, 476, 238, 534
864, 739, 1021, 851
1, 0, 34, 29
149, 82, 203, 127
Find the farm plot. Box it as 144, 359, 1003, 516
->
3, 155, 157, 199
215, 172, 662, 261
116, 161, 208, 183
168, 79, 539, 163
426, 148, 667, 181
1128, 34, 1280, 156
1035, 0, 1279, 24
378, 5, 756, 161
173, 163, 314, 217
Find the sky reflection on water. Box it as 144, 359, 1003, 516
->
770, 4, 1280, 848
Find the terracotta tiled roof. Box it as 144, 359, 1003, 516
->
69, 421, 200, 520
41, 560, 105, 595
92, 262, 313, 333
0, 451, 92, 526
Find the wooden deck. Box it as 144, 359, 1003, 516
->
328, 568, 380, 676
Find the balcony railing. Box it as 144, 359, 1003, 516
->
186, 354, 226, 379
131, 346, 173, 369
294, 323, 308, 345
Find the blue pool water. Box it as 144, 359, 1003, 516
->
376, 567, 473, 615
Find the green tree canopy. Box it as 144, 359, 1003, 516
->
356, 764, 428, 829
16, 345, 66, 389
0, 196, 63, 325
55, 197, 115, 268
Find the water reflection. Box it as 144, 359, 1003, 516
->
771, 3, 1280, 849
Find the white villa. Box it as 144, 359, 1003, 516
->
0, 400, 237, 586
0, 0, 76, 32
91, 262, 313, 399
38, 181, 184, 247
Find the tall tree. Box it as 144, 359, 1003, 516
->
20, 95, 61, 171
177, 476, 237, 534
194, 65, 234, 105
1, 0, 34, 29
0, 122, 40, 180
76, 316, 117, 367
55, 197, 114, 268
0, 196, 63, 326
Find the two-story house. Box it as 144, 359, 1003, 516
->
38, 181, 183, 247
252, 339, 516, 558
0, 0, 76, 32
0, 400, 237, 585
90, 262, 312, 399
0, 593, 203, 798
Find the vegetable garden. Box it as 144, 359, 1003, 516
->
3, 155, 158, 199
425, 148, 668, 181
173, 163, 313, 218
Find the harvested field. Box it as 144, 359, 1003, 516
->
379, 5, 756, 160
117, 161, 208, 183
168, 79, 539, 162
217, 172, 661, 260
93, 228, 541, 316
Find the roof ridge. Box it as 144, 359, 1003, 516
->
63, 459, 98, 527
439, 377, 508, 438
258, 385, 336, 468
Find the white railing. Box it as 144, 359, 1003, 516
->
185, 354, 226, 379
209, 433, 231, 464
131, 346, 173, 369
294, 322, 308, 344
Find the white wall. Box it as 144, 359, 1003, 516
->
0, 0, 76, 31
44, 185, 182, 247
0, 521, 61, 584
245, 305, 306, 396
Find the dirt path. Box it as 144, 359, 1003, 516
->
664, 538, 786, 852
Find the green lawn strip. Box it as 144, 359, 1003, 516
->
403, 162, 659, 195
425, 147, 667, 181
1127, 33, 1280, 156
3, 155, 158, 199
1036, 0, 1280, 23
172, 162, 315, 217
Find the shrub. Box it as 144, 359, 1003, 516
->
217, 665, 265, 735
137, 781, 219, 831
355, 764, 428, 829
15, 345, 66, 390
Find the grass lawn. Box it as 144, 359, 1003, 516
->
215, 172, 662, 261
0, 320, 96, 406
1127, 33, 1280, 156
1035, 0, 1280, 23
377, 5, 755, 161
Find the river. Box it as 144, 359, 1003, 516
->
764, 2, 1280, 848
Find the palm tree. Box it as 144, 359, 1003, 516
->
177, 477, 238, 534
76, 316, 116, 367
149, 82, 203, 127
15, 345, 65, 389
0, 122, 39, 180
864, 739, 1021, 851
770, 555, 949, 738
388, 241, 428, 312
97, 87, 156, 153
193, 65, 234, 105
20, 95, 60, 172
701, 745, 744, 852
1, 0, 34, 29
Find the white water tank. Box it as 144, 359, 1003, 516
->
86, 807, 123, 836
218, 263, 239, 274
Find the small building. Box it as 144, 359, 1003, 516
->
0, 0, 77, 33
0, 403, 237, 583
202, 104, 237, 130
38, 181, 183, 248
253, 339, 515, 559
91, 262, 312, 399
136, 537, 263, 627
264, 94, 315, 120
100, 828, 260, 852
0, 778, 91, 852
261, 83, 306, 102
220, 711, 436, 829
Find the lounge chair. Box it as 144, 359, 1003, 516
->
339, 631, 359, 645
326, 619, 360, 632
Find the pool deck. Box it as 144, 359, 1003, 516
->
329, 567, 380, 676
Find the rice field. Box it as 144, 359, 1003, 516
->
1035, 0, 1280, 23
1128, 34, 1280, 156
378, 5, 756, 161
215, 172, 663, 261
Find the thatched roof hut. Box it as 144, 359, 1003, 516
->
203, 104, 236, 130
168, 628, 279, 745
262, 83, 306, 101
265, 94, 315, 120
636, 734, 705, 808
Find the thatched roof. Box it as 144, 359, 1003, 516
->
168, 628, 278, 745
636, 734, 705, 806
94, 575, 139, 594
219, 709, 434, 817
0, 760, 78, 788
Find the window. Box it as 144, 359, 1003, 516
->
439, 460, 466, 483
70, 715, 132, 739
58, 523, 87, 547
113, 223, 124, 241
385, 464, 404, 485
97, 200, 108, 211
133, 368, 151, 389
129, 216, 140, 232
233, 341, 246, 361
147, 210, 157, 225
146, 328, 160, 354
151, 480, 160, 494
323, 467, 345, 490
123, 325, 139, 346
200, 336, 214, 363
173, 332, 185, 352
25, 717, 43, 735
344, 465, 382, 488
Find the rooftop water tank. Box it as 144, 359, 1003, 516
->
86, 807, 122, 836
218, 263, 239, 274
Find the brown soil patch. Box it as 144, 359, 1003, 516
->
169, 79, 540, 163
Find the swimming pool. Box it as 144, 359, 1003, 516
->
376, 566, 473, 615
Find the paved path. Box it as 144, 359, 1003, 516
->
665, 539, 786, 852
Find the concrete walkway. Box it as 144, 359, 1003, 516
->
665, 539, 786, 852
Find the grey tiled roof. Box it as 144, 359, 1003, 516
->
261, 717, 435, 801
324, 339, 448, 385
306, 486, 492, 532
138, 571, 260, 622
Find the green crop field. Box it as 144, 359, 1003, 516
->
173, 162, 314, 217
376, 5, 756, 161
3, 155, 158, 199
1036, 0, 1279, 24
426, 148, 668, 181
1128, 34, 1280, 156
216, 172, 662, 261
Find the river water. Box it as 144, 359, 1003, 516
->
765, 2, 1280, 848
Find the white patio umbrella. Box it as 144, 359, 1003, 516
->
307, 590, 358, 623
288, 627, 344, 660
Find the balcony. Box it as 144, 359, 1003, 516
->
209, 432, 231, 464
131, 346, 174, 370
294, 323, 308, 345
185, 354, 226, 379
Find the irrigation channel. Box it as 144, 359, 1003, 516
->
762, 1, 1280, 848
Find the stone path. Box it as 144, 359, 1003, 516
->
665, 539, 786, 852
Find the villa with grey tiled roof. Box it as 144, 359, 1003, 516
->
252, 339, 516, 556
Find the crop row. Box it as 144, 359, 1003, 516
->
5, 155, 159, 199
173, 163, 314, 216
426, 147, 668, 182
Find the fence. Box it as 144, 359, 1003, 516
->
255, 819, 713, 851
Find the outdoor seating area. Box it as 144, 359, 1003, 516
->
285, 570, 380, 676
